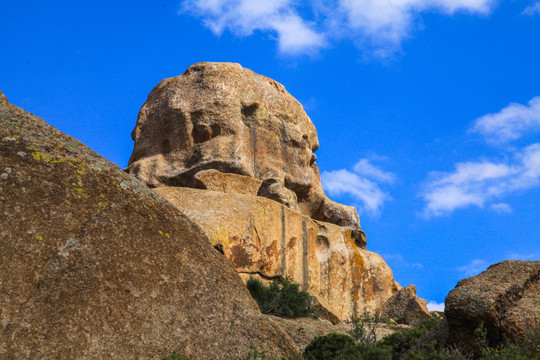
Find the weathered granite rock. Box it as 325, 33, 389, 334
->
126, 62, 359, 229
195, 169, 263, 195
0, 91, 298, 359
415, 317, 449, 351
445, 260, 540, 354
155, 187, 400, 320
381, 285, 430, 324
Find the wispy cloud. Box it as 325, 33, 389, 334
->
507, 252, 540, 260
421, 144, 540, 216
523, 2, 540, 16
470, 97, 540, 144
426, 301, 445, 312
458, 259, 488, 277
336, 0, 492, 51
382, 253, 424, 269
321, 157, 395, 215
490, 203, 513, 213
180, 0, 496, 56
422, 96, 540, 217
353, 158, 396, 184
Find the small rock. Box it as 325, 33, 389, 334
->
381, 285, 430, 325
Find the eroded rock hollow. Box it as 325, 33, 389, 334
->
127, 62, 405, 320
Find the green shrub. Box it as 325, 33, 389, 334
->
347, 311, 386, 345
303, 333, 361, 360
356, 343, 393, 360
379, 314, 443, 360
236, 345, 267, 360
246, 276, 312, 318
475, 322, 540, 360
162, 350, 189, 360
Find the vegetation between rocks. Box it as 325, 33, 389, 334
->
162, 316, 540, 360
304, 316, 540, 360
246, 276, 313, 318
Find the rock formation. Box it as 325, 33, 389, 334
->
127, 62, 404, 320
155, 186, 399, 320
381, 285, 430, 324
126, 62, 359, 230
0, 91, 299, 359
445, 260, 540, 355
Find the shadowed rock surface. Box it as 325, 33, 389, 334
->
381, 285, 430, 324
445, 260, 540, 355
126, 62, 359, 229
0, 91, 298, 359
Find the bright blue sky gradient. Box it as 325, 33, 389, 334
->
2, 0, 540, 309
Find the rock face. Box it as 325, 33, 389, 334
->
445, 260, 540, 354
381, 285, 430, 324
0, 91, 298, 359
126, 62, 407, 320
126, 62, 359, 230
156, 187, 399, 320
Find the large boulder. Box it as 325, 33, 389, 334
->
126, 62, 359, 229
155, 187, 400, 320
0, 91, 298, 359
445, 260, 540, 354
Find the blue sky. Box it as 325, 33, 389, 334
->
2, 0, 540, 310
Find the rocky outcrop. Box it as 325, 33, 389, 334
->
445, 260, 540, 354
156, 187, 399, 320
381, 285, 430, 324
126, 62, 359, 229
126, 62, 406, 321
0, 91, 298, 359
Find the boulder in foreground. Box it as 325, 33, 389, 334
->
445, 260, 540, 355
0, 91, 298, 359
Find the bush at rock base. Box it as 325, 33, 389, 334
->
161, 317, 540, 360
474, 323, 540, 360
347, 311, 388, 345
303, 333, 361, 360
246, 277, 313, 318
302, 316, 540, 360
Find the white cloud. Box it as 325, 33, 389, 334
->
353, 158, 396, 184
422, 96, 540, 217
181, 0, 325, 54
181, 0, 496, 55
426, 301, 445, 312
421, 144, 540, 216
470, 97, 540, 144
421, 161, 515, 216
523, 2, 540, 16
321, 157, 395, 215
458, 259, 488, 277
337, 0, 492, 49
